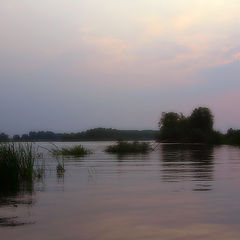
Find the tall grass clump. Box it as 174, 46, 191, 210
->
0, 143, 38, 188
105, 141, 152, 154
56, 162, 65, 175
52, 145, 91, 157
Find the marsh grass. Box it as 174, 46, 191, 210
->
38, 143, 66, 174
52, 145, 91, 156
56, 163, 65, 175
55, 155, 65, 175
105, 141, 152, 154
0, 143, 43, 189
34, 157, 45, 180
50, 145, 92, 174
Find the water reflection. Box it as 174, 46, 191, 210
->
2, 142, 240, 239
160, 144, 214, 191
115, 153, 150, 162
0, 182, 35, 227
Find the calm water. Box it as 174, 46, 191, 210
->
1, 142, 240, 240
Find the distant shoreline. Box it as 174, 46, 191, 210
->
0, 128, 158, 142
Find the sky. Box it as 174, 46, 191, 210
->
1, 0, 240, 134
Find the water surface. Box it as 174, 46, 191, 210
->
1, 142, 240, 239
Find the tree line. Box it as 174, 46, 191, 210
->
0, 128, 158, 142
1, 107, 240, 145
157, 106, 240, 145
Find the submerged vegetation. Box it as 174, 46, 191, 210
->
0, 143, 43, 189
105, 141, 152, 154
52, 145, 91, 156
56, 162, 65, 175
51, 145, 92, 174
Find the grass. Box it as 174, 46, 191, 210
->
0, 143, 42, 188
52, 145, 91, 156
51, 145, 92, 175
56, 163, 65, 174
105, 141, 152, 154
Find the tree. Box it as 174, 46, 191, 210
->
13, 135, 21, 141
158, 107, 216, 143
21, 134, 29, 141
159, 112, 181, 129
225, 128, 240, 145
158, 112, 188, 142
0, 133, 9, 142
189, 107, 214, 133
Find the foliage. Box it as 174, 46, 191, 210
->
7, 129, 158, 142
56, 163, 65, 174
61, 129, 157, 141
158, 107, 217, 144
52, 145, 91, 156
13, 135, 21, 141
158, 112, 189, 142
0, 133, 9, 142
105, 141, 152, 154
0, 143, 41, 189
224, 128, 240, 146
189, 107, 214, 132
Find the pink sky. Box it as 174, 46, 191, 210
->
1, 0, 240, 134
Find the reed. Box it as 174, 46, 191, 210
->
56, 163, 65, 174
52, 145, 91, 156
0, 143, 39, 188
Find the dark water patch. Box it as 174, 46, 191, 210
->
160, 144, 214, 187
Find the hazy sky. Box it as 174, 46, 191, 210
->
1, 0, 240, 134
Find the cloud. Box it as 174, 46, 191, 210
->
1, 0, 240, 133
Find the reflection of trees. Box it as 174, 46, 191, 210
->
115, 153, 149, 162
160, 144, 214, 191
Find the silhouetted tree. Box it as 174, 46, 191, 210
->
158, 112, 190, 142
10, 129, 157, 142
158, 107, 217, 144
189, 107, 213, 132
0, 133, 9, 142
13, 135, 21, 141
189, 107, 214, 142
21, 134, 29, 141
224, 128, 240, 145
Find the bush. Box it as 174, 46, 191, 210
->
52, 145, 91, 156
105, 141, 151, 154
224, 129, 240, 146
158, 107, 217, 144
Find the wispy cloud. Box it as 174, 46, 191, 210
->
1, 0, 240, 133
